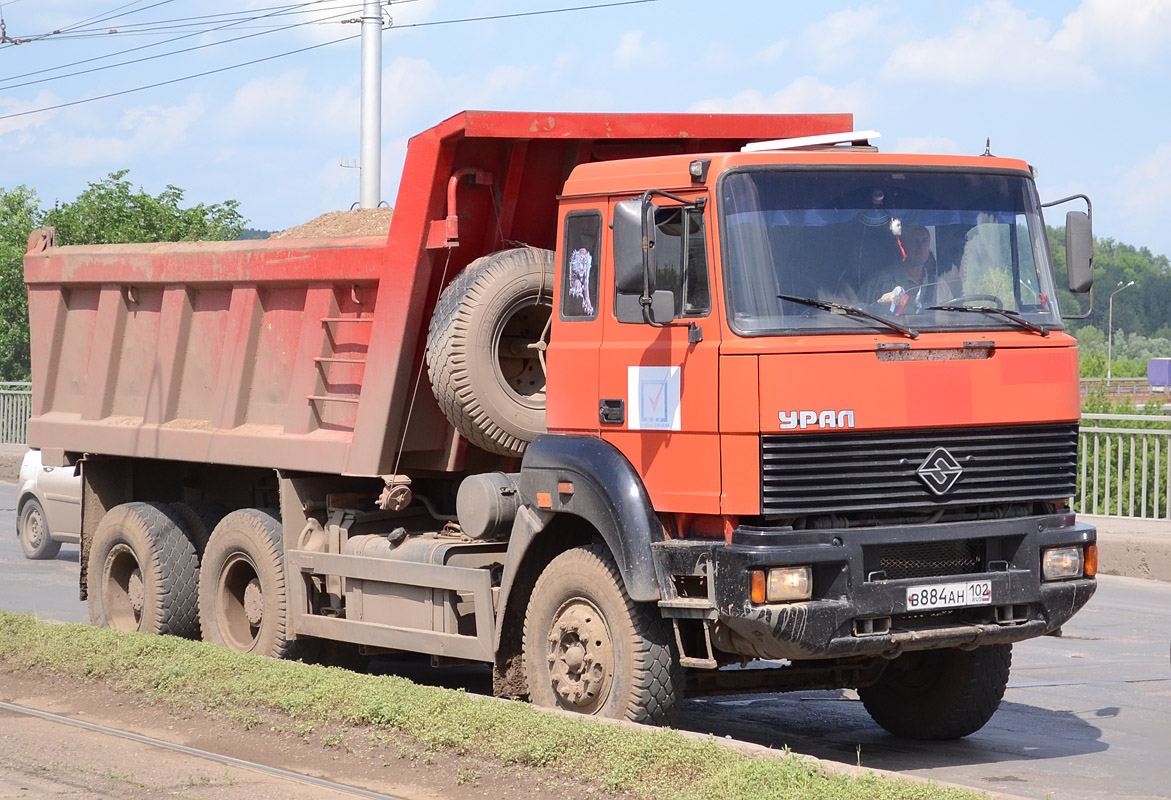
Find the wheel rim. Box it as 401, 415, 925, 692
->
545, 597, 614, 713
494, 296, 552, 409
22, 505, 45, 550
217, 553, 264, 651
102, 543, 146, 631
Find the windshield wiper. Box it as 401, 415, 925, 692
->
925, 305, 1050, 337
779, 294, 919, 339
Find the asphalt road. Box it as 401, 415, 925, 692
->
2, 481, 1169, 800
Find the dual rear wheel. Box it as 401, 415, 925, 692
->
86, 504, 292, 658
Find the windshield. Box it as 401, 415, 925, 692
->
719, 168, 1062, 335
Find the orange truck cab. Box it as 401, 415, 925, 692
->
526, 136, 1096, 736
24, 112, 1096, 741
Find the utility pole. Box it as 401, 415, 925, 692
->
359, 0, 382, 208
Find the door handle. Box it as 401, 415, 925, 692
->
599, 398, 625, 425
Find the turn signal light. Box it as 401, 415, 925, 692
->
750, 570, 767, 604
1084, 544, 1098, 577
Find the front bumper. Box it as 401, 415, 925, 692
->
655, 513, 1096, 661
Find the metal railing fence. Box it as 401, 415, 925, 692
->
0, 382, 31, 445
1076, 413, 1171, 519
1080, 377, 1152, 394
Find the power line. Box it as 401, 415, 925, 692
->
392, 0, 659, 31
0, 0, 663, 123
3, 0, 177, 46
55, 1, 177, 35
0, 0, 354, 50
0, 5, 362, 91
38, 0, 366, 38
0, 32, 359, 123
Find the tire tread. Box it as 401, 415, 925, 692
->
523, 544, 683, 726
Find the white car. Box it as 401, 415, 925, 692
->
16, 449, 81, 560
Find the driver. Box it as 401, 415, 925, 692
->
861, 224, 935, 312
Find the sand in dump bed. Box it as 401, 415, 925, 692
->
273, 207, 394, 239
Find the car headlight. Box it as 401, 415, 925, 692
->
750, 566, 812, 603
1042, 546, 1085, 581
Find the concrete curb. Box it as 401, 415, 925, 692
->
1083, 515, 1171, 583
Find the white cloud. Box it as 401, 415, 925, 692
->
804, 6, 884, 69
1118, 142, 1171, 211
382, 56, 445, 121
222, 71, 357, 137
48, 95, 205, 166
612, 30, 668, 69
894, 136, 961, 155
0, 91, 60, 138
756, 40, 789, 64
690, 77, 868, 116
882, 1, 1093, 86
1053, 0, 1171, 60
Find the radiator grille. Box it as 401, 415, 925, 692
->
760, 423, 1078, 516
875, 539, 985, 580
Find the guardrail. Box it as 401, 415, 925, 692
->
1080, 377, 1157, 395
1076, 413, 1171, 519
0, 382, 31, 445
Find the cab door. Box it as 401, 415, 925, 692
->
596, 195, 722, 514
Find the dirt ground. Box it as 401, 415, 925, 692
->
0, 671, 603, 800
273, 209, 394, 239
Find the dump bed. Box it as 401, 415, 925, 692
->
24, 110, 852, 477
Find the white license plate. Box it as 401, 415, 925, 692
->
905, 580, 992, 611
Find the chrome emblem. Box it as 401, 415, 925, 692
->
917, 447, 963, 495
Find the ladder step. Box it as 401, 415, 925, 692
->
321, 317, 374, 324
314, 357, 367, 365
307, 395, 361, 405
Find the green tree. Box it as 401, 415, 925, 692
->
0, 186, 43, 382
43, 170, 245, 245
0, 172, 247, 380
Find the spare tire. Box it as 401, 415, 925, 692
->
426, 247, 555, 457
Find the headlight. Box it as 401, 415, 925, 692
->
1042, 546, 1084, 580
751, 567, 812, 603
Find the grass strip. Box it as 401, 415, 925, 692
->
0, 612, 984, 800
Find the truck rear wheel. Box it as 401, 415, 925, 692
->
426, 247, 554, 457
858, 643, 1012, 739
199, 508, 297, 659
87, 502, 200, 637
169, 501, 228, 557
522, 544, 682, 725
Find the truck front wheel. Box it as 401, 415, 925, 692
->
858, 643, 1012, 739
87, 502, 200, 637
522, 544, 682, 725
199, 509, 297, 659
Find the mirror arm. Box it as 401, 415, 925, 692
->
1041, 193, 1093, 222
1062, 286, 1093, 321
1042, 193, 1094, 318
638, 189, 704, 328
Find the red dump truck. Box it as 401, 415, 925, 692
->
24, 110, 1098, 739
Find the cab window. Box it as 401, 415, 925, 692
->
561, 211, 602, 321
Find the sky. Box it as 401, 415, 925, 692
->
1, 0, 1170, 258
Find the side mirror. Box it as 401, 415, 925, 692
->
648, 289, 676, 325
1066, 210, 1093, 293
